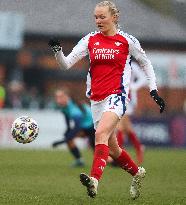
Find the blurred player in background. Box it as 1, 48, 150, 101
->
53, 88, 95, 167
116, 60, 147, 165
49, 0, 165, 199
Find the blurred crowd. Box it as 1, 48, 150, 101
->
0, 82, 55, 110
0, 63, 55, 110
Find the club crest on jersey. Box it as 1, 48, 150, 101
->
115, 42, 122, 46
94, 42, 100, 46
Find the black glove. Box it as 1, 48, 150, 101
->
150, 90, 165, 113
48, 38, 61, 53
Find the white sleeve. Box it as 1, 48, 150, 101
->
86, 71, 91, 98
128, 35, 157, 91
130, 61, 147, 91
55, 34, 90, 70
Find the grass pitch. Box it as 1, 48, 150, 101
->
0, 147, 186, 205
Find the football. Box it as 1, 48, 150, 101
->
11, 116, 39, 144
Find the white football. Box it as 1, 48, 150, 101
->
11, 116, 39, 144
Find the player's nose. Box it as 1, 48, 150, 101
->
96, 18, 102, 24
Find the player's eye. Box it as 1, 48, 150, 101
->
94, 15, 106, 20
100, 16, 106, 19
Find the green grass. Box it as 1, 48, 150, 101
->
0, 147, 186, 205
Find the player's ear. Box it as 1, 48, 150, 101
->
112, 14, 118, 25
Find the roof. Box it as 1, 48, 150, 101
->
1, 0, 186, 42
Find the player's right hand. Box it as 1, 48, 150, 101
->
48, 38, 61, 53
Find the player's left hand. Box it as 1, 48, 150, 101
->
150, 90, 165, 113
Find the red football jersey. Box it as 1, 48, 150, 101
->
56, 30, 157, 101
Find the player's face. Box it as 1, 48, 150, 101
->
55, 91, 69, 107
94, 6, 117, 35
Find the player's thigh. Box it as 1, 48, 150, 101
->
117, 114, 133, 132
123, 115, 134, 134
117, 115, 127, 131
95, 111, 119, 145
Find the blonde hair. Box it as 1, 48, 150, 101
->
96, 1, 120, 27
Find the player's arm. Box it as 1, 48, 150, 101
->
86, 71, 91, 98
48, 35, 89, 70
128, 36, 165, 113
130, 61, 147, 91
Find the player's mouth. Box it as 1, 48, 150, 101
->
97, 25, 104, 29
